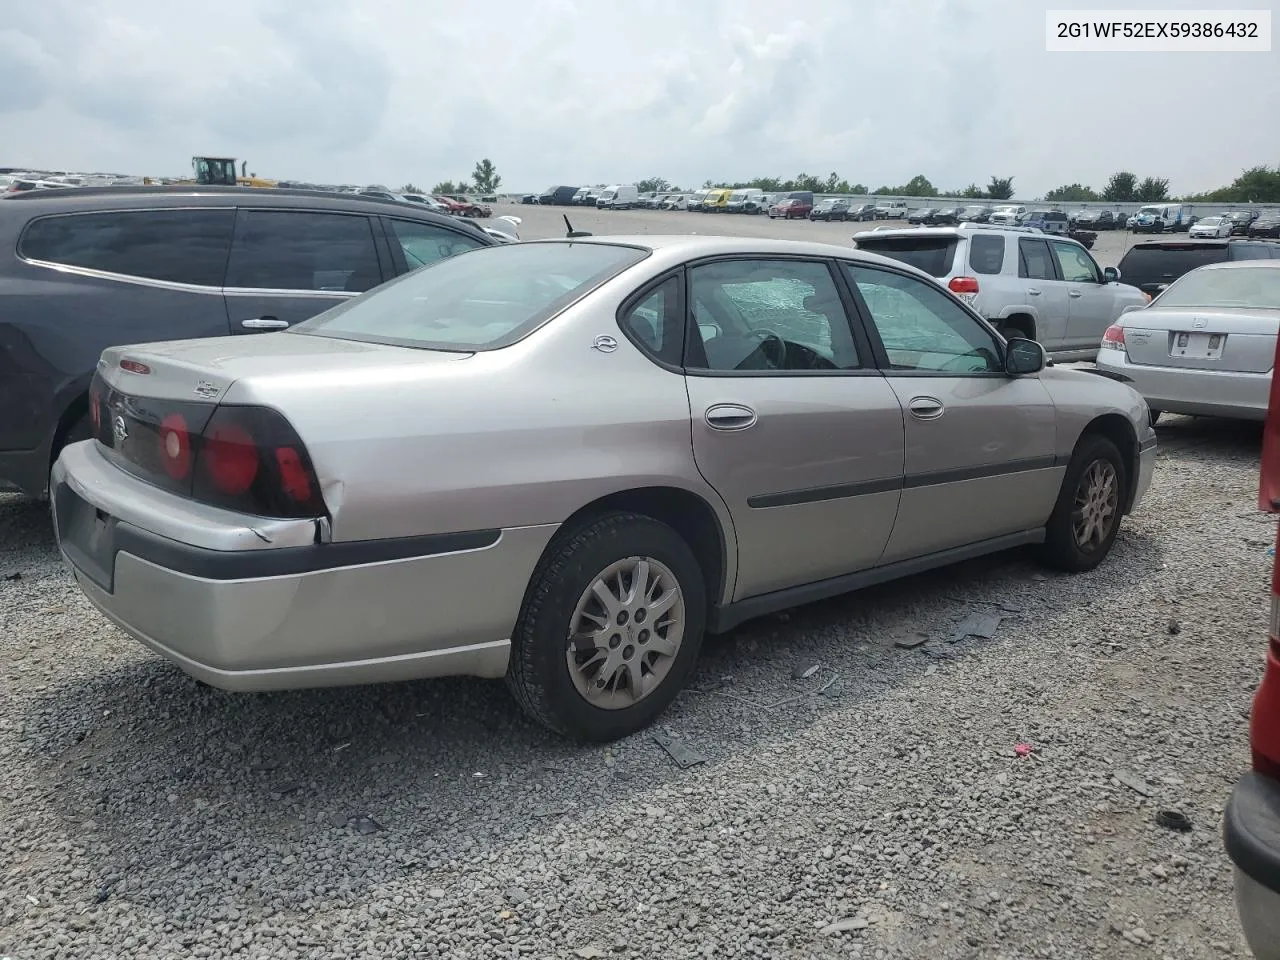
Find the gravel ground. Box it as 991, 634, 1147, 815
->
0, 413, 1267, 959
497, 203, 1145, 268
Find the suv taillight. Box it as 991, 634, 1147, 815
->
89, 371, 324, 519
948, 276, 979, 295
1101, 325, 1126, 350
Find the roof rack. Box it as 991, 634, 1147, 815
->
957, 222, 1045, 234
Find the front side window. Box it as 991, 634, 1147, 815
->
387, 218, 486, 270
843, 263, 1001, 374
688, 259, 859, 372
226, 211, 382, 292
1050, 240, 1101, 283
20, 209, 235, 287
292, 241, 648, 351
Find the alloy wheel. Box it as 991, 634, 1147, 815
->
1071, 459, 1119, 552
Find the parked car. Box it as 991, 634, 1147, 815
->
874, 199, 910, 220
520, 194, 540, 204
770, 192, 814, 219
1223, 413, 1280, 959
810, 198, 850, 222
1131, 203, 1194, 234
0, 185, 499, 501
700, 188, 731, 213
907, 208, 938, 225
1115, 238, 1280, 297
987, 205, 1028, 226
847, 203, 878, 222
853, 224, 1147, 361
1189, 215, 1234, 239
51, 235, 1155, 742
932, 207, 962, 226
745, 193, 772, 215
1026, 210, 1069, 235
432, 196, 468, 215
1248, 211, 1280, 239
539, 185, 580, 206
957, 205, 993, 223
1097, 261, 1280, 423
662, 195, 688, 211
447, 196, 491, 218
725, 188, 765, 214
570, 187, 591, 205
1229, 211, 1261, 236
686, 189, 710, 213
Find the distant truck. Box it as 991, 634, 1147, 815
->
1131, 203, 1194, 234
596, 184, 640, 210
874, 199, 909, 219
539, 185, 579, 205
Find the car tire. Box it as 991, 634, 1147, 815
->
506, 511, 707, 742
1038, 433, 1127, 573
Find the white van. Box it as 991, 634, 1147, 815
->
596, 184, 640, 210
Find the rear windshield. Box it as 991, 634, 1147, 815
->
855, 237, 958, 277
292, 242, 649, 351
1117, 244, 1229, 283
1155, 265, 1280, 310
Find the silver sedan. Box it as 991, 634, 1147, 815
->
1096, 260, 1280, 422
52, 236, 1157, 741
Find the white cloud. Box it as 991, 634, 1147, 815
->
1, 0, 1277, 196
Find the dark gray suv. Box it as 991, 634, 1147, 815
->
0, 186, 497, 499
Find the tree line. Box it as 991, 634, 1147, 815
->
402, 158, 504, 197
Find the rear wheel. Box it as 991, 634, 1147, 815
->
1039, 434, 1126, 572
506, 512, 706, 741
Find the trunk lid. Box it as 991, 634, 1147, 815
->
99, 332, 471, 401
1122, 307, 1280, 373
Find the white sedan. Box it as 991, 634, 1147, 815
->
1096, 260, 1280, 422
1189, 215, 1233, 239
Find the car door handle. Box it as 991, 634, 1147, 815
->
240, 317, 289, 330
1068, 290, 1082, 298
705, 403, 757, 431
1027, 288, 1041, 296
908, 396, 945, 420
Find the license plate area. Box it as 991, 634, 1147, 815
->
1171, 331, 1225, 360
53, 483, 117, 592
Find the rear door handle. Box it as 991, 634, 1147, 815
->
1027, 288, 1041, 296
705, 403, 757, 431
241, 317, 290, 330
1068, 290, 1083, 299
908, 396, 945, 420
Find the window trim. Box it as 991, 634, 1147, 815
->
679, 254, 881, 378
16, 205, 238, 292
614, 270, 688, 373
837, 258, 1009, 379
223, 207, 389, 295
378, 214, 491, 276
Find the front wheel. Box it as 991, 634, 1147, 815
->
506, 512, 706, 741
1038, 434, 1126, 573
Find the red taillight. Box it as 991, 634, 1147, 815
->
203, 422, 259, 495
275, 447, 313, 502
1102, 324, 1126, 349
948, 276, 979, 295
89, 379, 103, 434
119, 358, 152, 375
158, 413, 192, 480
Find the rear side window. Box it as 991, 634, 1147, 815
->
20, 209, 235, 287
968, 234, 1005, 275
226, 210, 382, 293
1234, 243, 1275, 261
386, 218, 486, 270
1117, 245, 1229, 282
855, 237, 958, 277
1018, 238, 1056, 280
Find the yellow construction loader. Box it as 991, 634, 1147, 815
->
179, 157, 277, 188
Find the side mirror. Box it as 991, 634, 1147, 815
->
1103, 266, 1120, 283
1005, 337, 1046, 376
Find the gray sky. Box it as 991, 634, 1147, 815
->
3, 0, 1277, 197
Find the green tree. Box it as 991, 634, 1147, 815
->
431, 180, 468, 195
637, 177, 671, 193
1102, 171, 1137, 202
1183, 166, 1280, 203
986, 176, 1014, 200
471, 159, 501, 194
953, 183, 984, 199
1134, 176, 1170, 202
1044, 182, 1099, 202
399, 183, 424, 194
901, 174, 938, 197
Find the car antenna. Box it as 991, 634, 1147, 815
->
563, 214, 592, 239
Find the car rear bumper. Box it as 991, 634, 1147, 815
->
51, 442, 557, 691
1095, 350, 1271, 420
1225, 772, 1280, 960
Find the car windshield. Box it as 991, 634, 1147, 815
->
291, 242, 649, 351
730, 191, 748, 200
1138, 206, 1163, 216
1199, 217, 1224, 226
1154, 266, 1280, 310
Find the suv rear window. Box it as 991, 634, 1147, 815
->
292, 241, 649, 351
1116, 243, 1230, 288
855, 237, 958, 277
20, 209, 235, 287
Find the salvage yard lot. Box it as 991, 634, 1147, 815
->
0, 212, 1267, 959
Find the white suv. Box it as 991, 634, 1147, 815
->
853, 224, 1148, 361
988, 204, 1028, 226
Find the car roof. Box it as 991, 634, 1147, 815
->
1198, 258, 1280, 271
0, 184, 492, 236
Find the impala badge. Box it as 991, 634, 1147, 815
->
592, 335, 618, 353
